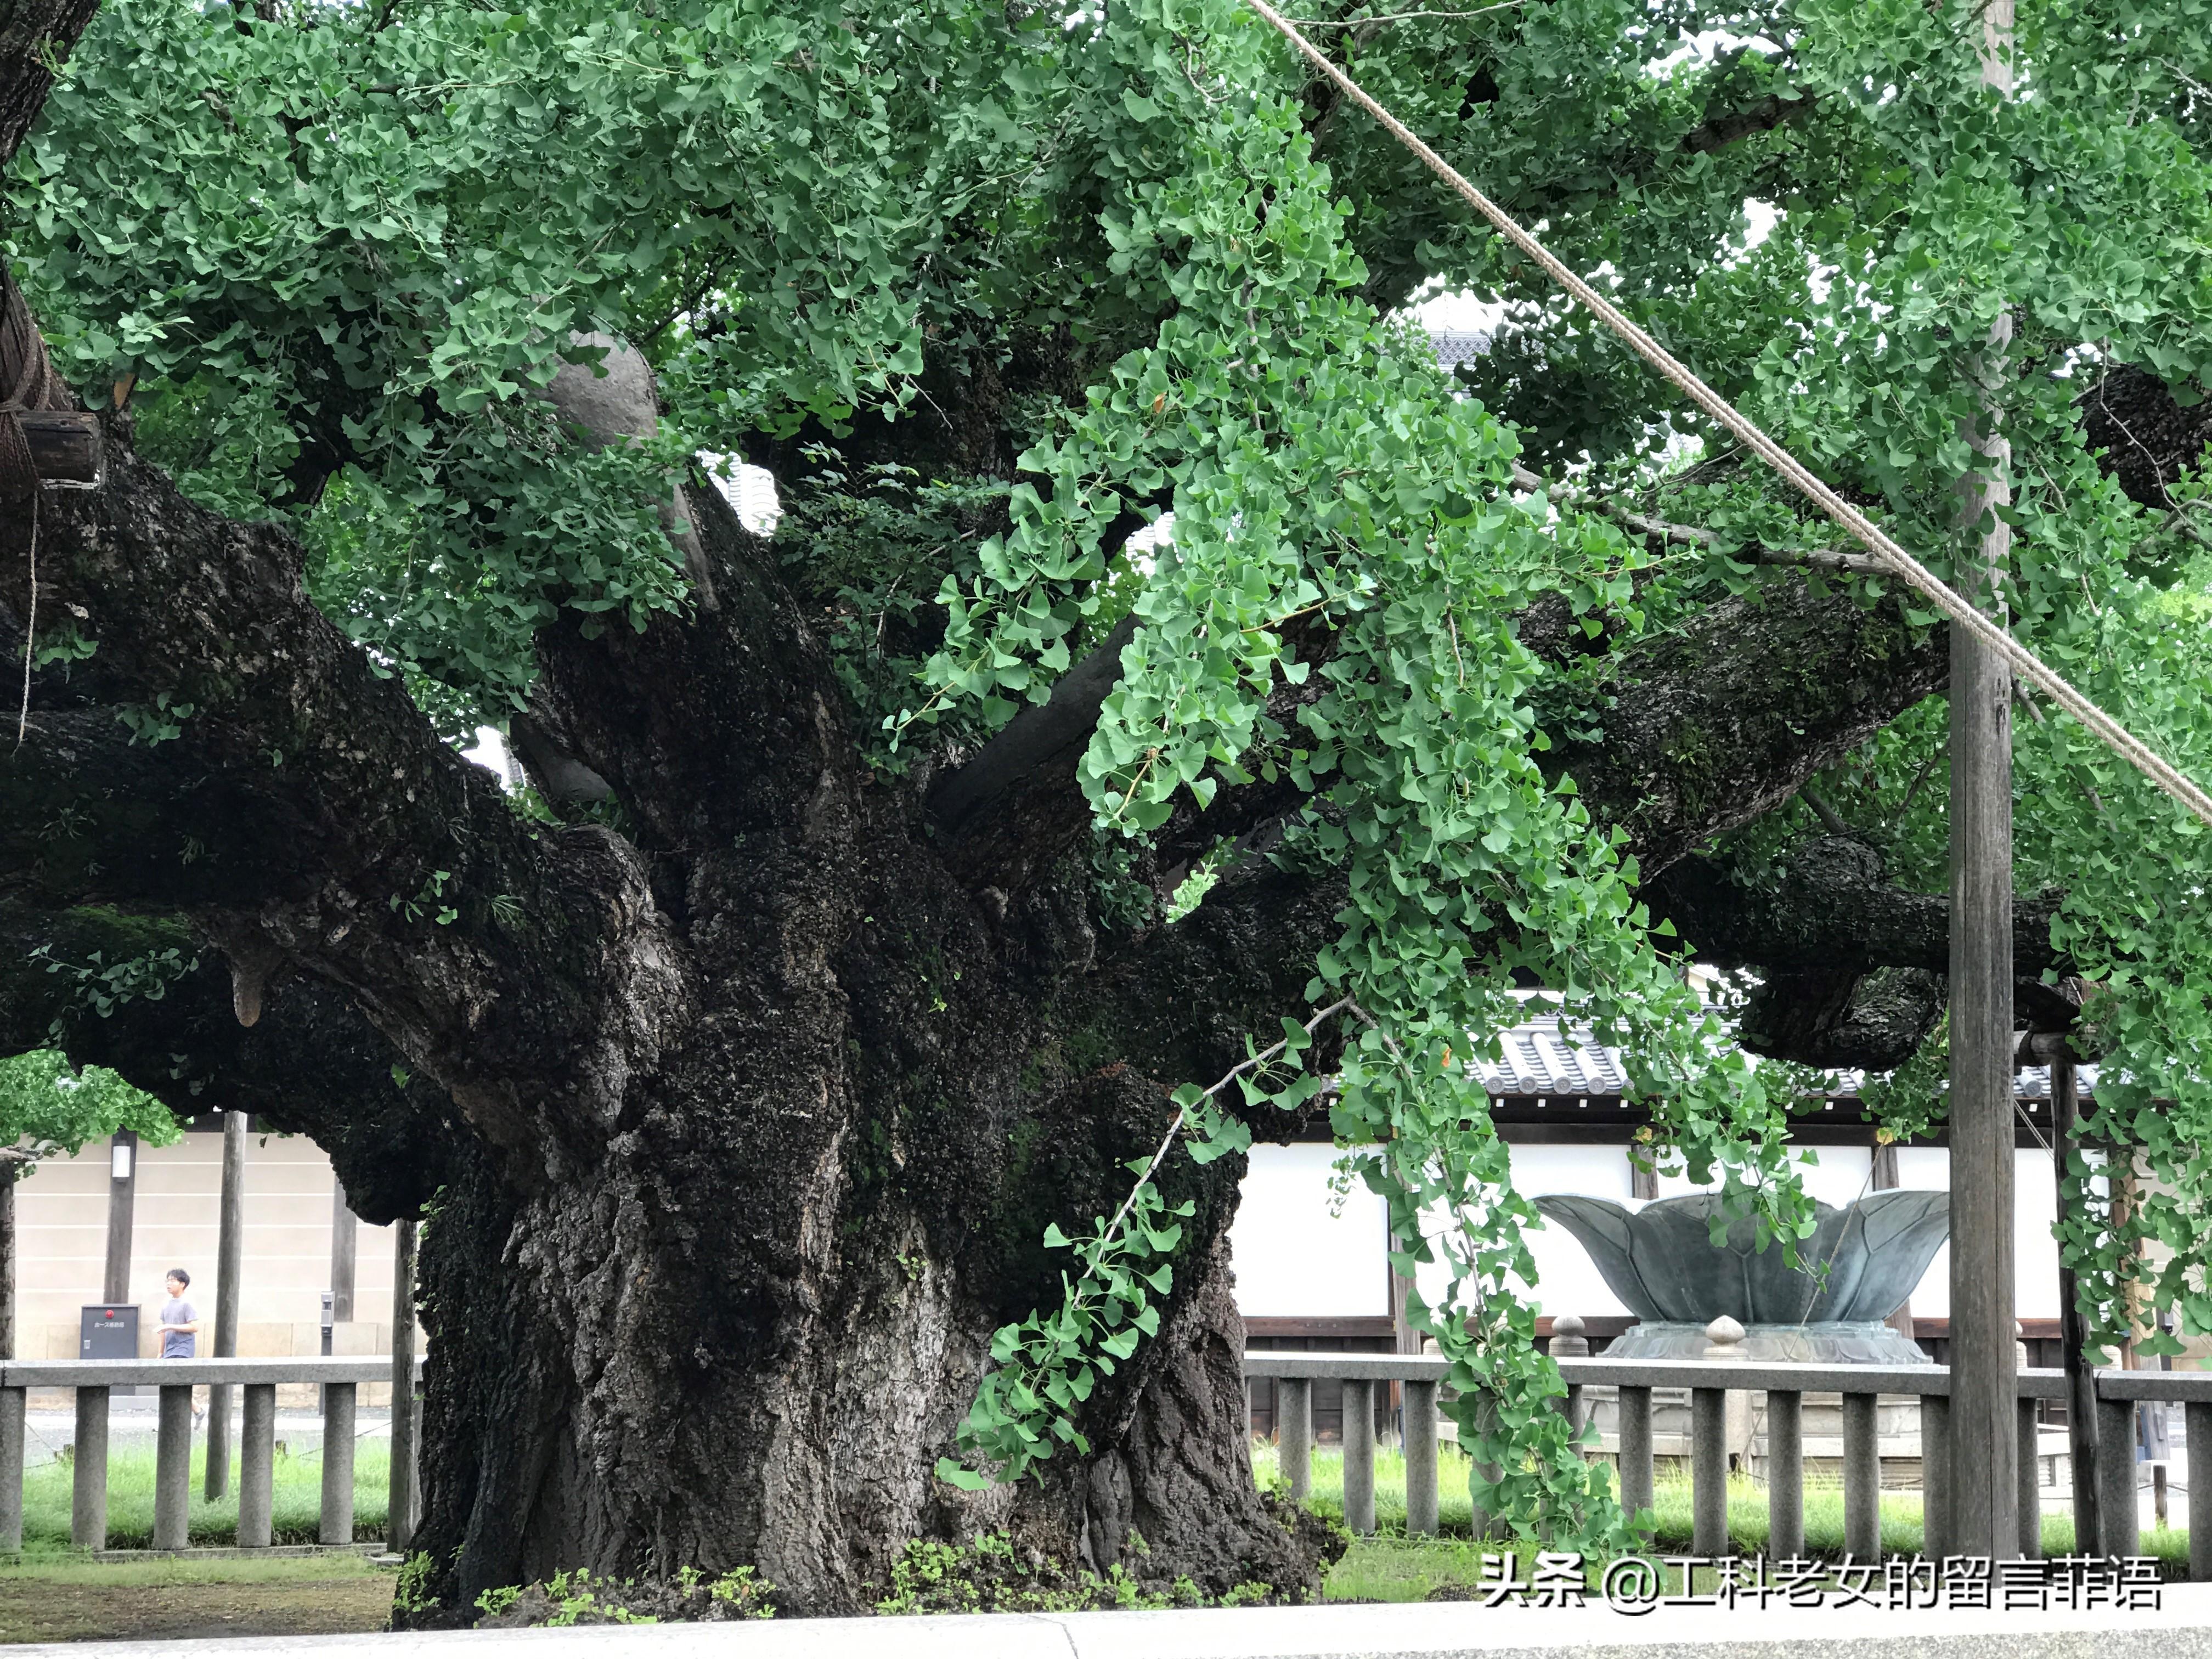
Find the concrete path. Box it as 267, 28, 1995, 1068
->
10, 1589, 2212, 1659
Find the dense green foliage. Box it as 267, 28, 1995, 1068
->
0, 1049, 178, 1165
13, 0, 2212, 1550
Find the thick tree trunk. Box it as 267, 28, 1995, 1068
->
410, 1132, 1305, 1615
397, 853, 1333, 1615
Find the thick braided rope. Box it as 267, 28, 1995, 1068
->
1243, 0, 2212, 830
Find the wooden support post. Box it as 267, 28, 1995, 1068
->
1341, 1378, 1376, 1536
1843, 1392, 1881, 1561
206, 1110, 246, 1500
1278, 1378, 1312, 1503
1767, 1390, 1804, 1561
330, 1180, 357, 1325
1691, 1386, 1729, 1558
103, 1131, 136, 1306
320, 1381, 357, 1545
2017, 1397, 2044, 1559
1920, 1395, 1951, 1561
2188, 1401, 2212, 1581
238, 1384, 276, 1549
1402, 1379, 1438, 1537
388, 1218, 420, 1554
2053, 1056, 2103, 1557
154, 1385, 192, 1550
1948, 0, 2021, 1563
1617, 1385, 1654, 1539
70, 1386, 109, 1549
0, 1384, 23, 1554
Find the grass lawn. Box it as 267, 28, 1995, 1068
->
0, 1551, 396, 1643
14, 1444, 389, 1550
1254, 1444, 2197, 1601
0, 1437, 2186, 1634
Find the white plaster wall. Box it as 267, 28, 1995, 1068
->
1228, 1143, 1389, 1316
1885, 1147, 2060, 1319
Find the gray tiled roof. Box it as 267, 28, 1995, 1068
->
1428, 328, 1494, 368
1472, 1018, 2096, 1100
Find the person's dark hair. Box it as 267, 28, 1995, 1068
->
166, 1268, 190, 1287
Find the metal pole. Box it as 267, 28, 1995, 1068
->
206, 1111, 247, 1499
388, 1218, 420, 1554
2053, 1055, 2102, 1556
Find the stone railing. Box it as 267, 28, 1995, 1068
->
1244, 1348, 2212, 1576
0, 1356, 422, 1554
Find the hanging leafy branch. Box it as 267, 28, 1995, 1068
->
941, 995, 1352, 1488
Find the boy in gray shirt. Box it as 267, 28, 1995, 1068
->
159, 1269, 200, 1358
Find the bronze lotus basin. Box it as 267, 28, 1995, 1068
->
1533, 1190, 1950, 1362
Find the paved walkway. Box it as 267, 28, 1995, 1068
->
10, 1590, 2212, 1658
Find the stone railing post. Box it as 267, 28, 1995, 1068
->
71, 1385, 110, 1550
1920, 1392, 1951, 1561
2188, 1400, 2212, 1582
2096, 1385, 2139, 1559
153, 1385, 193, 1550
239, 1383, 277, 1549
1550, 1315, 1590, 1454
0, 1383, 23, 1554
1843, 1391, 1882, 1560
1341, 1377, 1378, 1536
1767, 1387, 1804, 1561
320, 1381, 358, 1545
1692, 1316, 1745, 1557
1277, 1377, 1312, 1503
1617, 1384, 1655, 1540
1403, 1377, 1440, 1536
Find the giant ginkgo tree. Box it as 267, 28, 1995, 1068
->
4, 0, 2211, 1617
